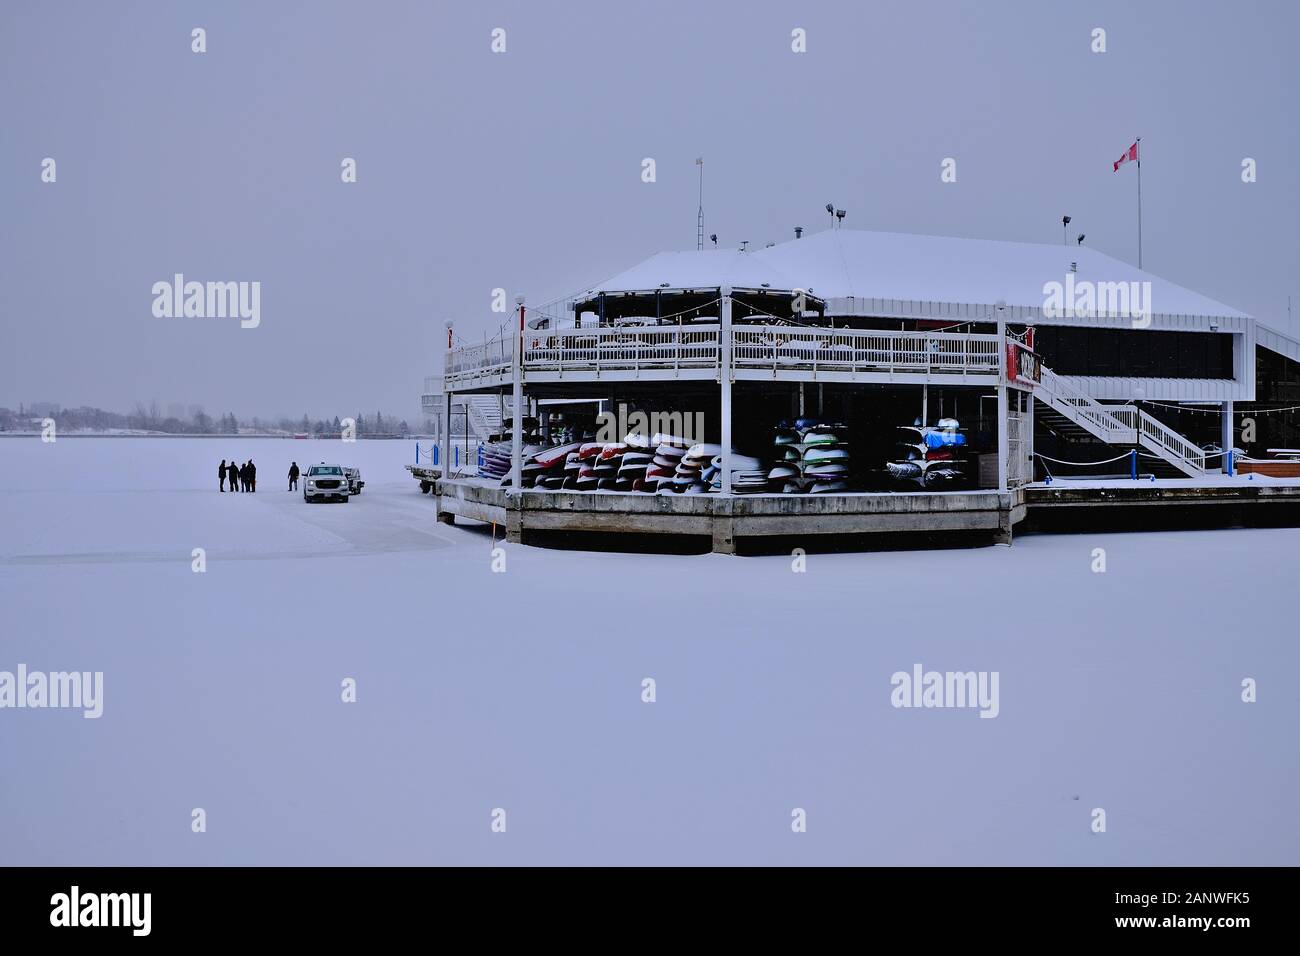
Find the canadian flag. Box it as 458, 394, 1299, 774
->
1113, 141, 1139, 171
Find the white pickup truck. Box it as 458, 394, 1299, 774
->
303, 463, 351, 503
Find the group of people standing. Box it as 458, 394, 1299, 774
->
219, 458, 256, 492
219, 459, 304, 492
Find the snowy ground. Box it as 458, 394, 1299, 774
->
1, 437, 1297, 865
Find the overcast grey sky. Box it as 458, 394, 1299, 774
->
2, 0, 1296, 420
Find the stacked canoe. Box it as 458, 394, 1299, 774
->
886, 418, 969, 489
492, 432, 768, 494
767, 419, 851, 493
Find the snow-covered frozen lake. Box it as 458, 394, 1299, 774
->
1, 437, 1297, 865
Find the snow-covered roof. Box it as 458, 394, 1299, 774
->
586, 248, 801, 295
583, 229, 1250, 320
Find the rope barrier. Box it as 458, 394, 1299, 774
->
1034, 451, 1136, 466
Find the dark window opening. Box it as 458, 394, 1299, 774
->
1034, 327, 1233, 379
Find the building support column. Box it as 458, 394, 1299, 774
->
711, 497, 736, 554
437, 320, 455, 524
997, 386, 1009, 493
996, 313, 1009, 493
437, 388, 455, 524
1026, 388, 1036, 482
510, 296, 525, 494
720, 286, 734, 495
1221, 401, 1234, 474
506, 495, 523, 544
994, 499, 1014, 546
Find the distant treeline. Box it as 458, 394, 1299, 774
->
0, 404, 412, 437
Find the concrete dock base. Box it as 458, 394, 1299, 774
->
434, 478, 1022, 553
1024, 481, 1300, 534
430, 477, 1300, 551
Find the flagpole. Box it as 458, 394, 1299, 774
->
1136, 137, 1142, 269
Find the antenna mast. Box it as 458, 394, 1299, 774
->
695, 157, 704, 251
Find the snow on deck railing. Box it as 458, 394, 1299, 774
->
444, 324, 1003, 385
524, 325, 721, 372
446, 334, 514, 385
733, 326, 1000, 374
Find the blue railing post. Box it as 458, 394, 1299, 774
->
478, 443, 484, 468
432, 445, 438, 466
454, 446, 459, 469
1227, 449, 1234, 476
415, 442, 420, 464
1130, 449, 1137, 480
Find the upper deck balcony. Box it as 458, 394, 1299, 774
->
444, 324, 1004, 390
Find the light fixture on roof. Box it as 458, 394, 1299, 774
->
825, 203, 835, 227
1077, 233, 1085, 246
795, 226, 803, 239
835, 209, 846, 226
659, 282, 669, 288
710, 233, 718, 246
739, 240, 749, 252
1061, 215, 1071, 246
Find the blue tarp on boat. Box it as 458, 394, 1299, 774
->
924, 431, 967, 448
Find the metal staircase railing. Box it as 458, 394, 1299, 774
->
463, 396, 502, 442
1037, 367, 1136, 443
1136, 410, 1208, 474
1036, 365, 1206, 476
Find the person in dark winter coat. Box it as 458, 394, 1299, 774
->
219, 459, 227, 492
288, 462, 300, 491
248, 459, 257, 492
240, 461, 250, 492
227, 459, 240, 491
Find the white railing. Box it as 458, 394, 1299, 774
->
446, 335, 514, 387
447, 324, 1003, 384
1037, 367, 1136, 442
1038, 365, 1206, 476
523, 325, 721, 374
463, 395, 503, 440
732, 326, 1001, 375
1006, 390, 1031, 488
1138, 412, 1207, 473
